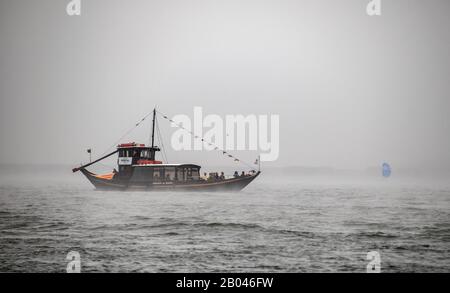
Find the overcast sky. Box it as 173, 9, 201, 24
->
1, 0, 449, 170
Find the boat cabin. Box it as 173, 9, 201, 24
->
117, 142, 161, 172
116, 143, 201, 184
131, 164, 201, 184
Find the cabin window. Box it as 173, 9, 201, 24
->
153, 167, 162, 182
185, 167, 199, 181
191, 168, 200, 180
164, 167, 175, 181
176, 168, 185, 181
120, 149, 132, 157
178, 167, 198, 181
141, 150, 150, 159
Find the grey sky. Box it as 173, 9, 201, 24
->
1, 0, 449, 170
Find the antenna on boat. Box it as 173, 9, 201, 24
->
258, 154, 261, 172
254, 154, 260, 172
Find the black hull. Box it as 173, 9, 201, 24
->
80, 169, 260, 192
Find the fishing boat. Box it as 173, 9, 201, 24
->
72, 109, 260, 191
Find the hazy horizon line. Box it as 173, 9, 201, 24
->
1, 162, 450, 173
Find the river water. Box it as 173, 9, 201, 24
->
0, 166, 449, 272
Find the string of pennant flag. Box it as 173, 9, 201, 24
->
156, 110, 258, 170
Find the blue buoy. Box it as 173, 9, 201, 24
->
382, 163, 391, 178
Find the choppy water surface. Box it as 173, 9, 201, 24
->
0, 167, 449, 272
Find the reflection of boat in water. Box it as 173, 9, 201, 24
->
72, 109, 260, 191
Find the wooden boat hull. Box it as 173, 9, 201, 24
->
80, 169, 260, 192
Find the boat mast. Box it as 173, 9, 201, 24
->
151, 108, 156, 148
149, 108, 160, 161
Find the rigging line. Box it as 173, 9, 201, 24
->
99, 111, 154, 157
159, 118, 169, 163
154, 115, 162, 159
155, 109, 256, 170
155, 115, 169, 163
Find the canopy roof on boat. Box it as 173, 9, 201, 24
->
133, 163, 201, 168
117, 142, 149, 149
